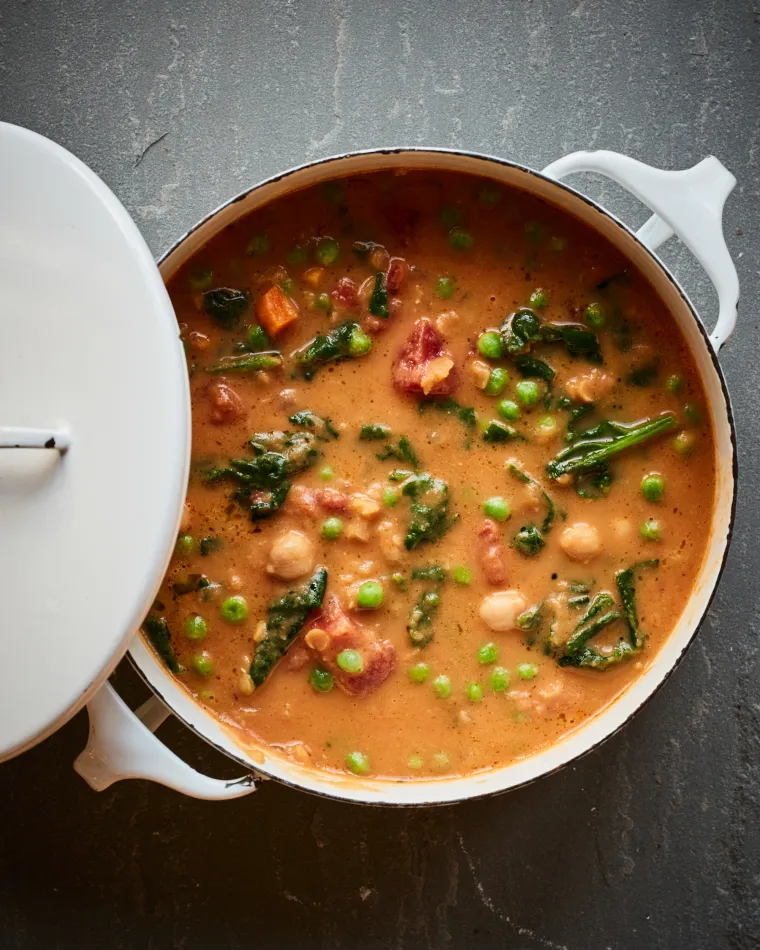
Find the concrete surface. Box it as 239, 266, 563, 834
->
1, 1, 759, 947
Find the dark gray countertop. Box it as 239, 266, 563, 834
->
1, 1, 759, 947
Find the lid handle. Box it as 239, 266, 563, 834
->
542, 151, 739, 352
0, 425, 72, 451
74, 682, 258, 800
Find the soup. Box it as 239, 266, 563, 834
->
148, 170, 715, 781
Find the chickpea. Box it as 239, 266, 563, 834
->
559, 522, 601, 563
266, 529, 315, 580
479, 590, 528, 632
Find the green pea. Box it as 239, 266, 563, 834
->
485, 367, 510, 396
337, 649, 364, 673
175, 534, 195, 557
220, 595, 248, 624
640, 518, 661, 542
184, 615, 208, 641
431, 752, 451, 771
407, 754, 424, 769
684, 402, 702, 424
478, 642, 499, 665
192, 651, 214, 677
321, 517, 344, 540
246, 324, 271, 352
490, 666, 510, 692
537, 415, 558, 437
348, 326, 372, 357
529, 288, 549, 309
315, 237, 340, 266
673, 430, 696, 457
641, 472, 665, 502
516, 662, 538, 680
452, 565, 472, 585
188, 268, 214, 291
309, 666, 334, 693
449, 227, 474, 250
246, 233, 269, 256
516, 379, 540, 407
311, 293, 330, 312
477, 331, 503, 360
584, 302, 605, 328
482, 497, 511, 522
549, 235, 568, 252
319, 465, 334, 481
286, 244, 308, 265
357, 580, 384, 610
279, 278, 294, 295
434, 276, 456, 299
345, 751, 370, 775
524, 221, 545, 243
466, 682, 484, 703
497, 399, 521, 421
409, 662, 430, 684
383, 487, 400, 507
666, 373, 683, 393
432, 674, 452, 699
439, 206, 462, 227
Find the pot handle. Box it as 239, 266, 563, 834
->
73, 682, 258, 800
541, 151, 739, 352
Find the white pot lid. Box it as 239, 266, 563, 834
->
0, 123, 190, 761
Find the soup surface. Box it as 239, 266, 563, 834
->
150, 170, 715, 781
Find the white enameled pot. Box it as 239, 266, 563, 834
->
74, 149, 739, 806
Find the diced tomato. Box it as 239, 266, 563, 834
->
478, 519, 508, 585
392, 318, 459, 396
304, 596, 396, 697
207, 381, 244, 425
386, 257, 408, 294
332, 277, 359, 311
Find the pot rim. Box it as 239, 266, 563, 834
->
141, 146, 737, 806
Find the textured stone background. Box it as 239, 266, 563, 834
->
1, 1, 759, 947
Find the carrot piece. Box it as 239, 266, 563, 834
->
257, 285, 299, 336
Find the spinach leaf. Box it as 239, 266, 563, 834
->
541, 323, 603, 363
482, 420, 521, 443
615, 559, 659, 649
407, 590, 441, 647
500, 308, 542, 355
418, 397, 477, 433
368, 271, 389, 318
411, 565, 447, 582
546, 413, 678, 480
360, 423, 392, 441
626, 358, 660, 387
402, 474, 456, 550
513, 524, 545, 557
205, 352, 282, 374
294, 322, 371, 379
199, 536, 222, 556
143, 616, 184, 673
249, 568, 328, 686
289, 411, 339, 440
203, 287, 250, 329
377, 435, 420, 470
559, 639, 634, 669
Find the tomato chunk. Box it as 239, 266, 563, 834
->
392, 318, 459, 396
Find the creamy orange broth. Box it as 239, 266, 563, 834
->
151, 170, 715, 781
